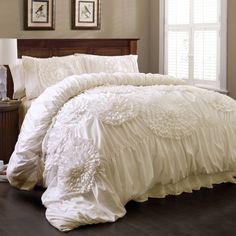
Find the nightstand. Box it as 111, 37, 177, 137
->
0, 100, 21, 163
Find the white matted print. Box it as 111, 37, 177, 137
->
72, 0, 100, 29
32, 1, 48, 23
24, 0, 55, 30
79, 2, 94, 23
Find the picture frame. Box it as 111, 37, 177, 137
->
24, 0, 55, 30
72, 0, 101, 30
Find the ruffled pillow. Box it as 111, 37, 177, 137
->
75, 54, 139, 73
22, 55, 86, 99
9, 59, 25, 99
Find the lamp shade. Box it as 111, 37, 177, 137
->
0, 38, 17, 65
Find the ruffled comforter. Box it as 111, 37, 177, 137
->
7, 73, 236, 231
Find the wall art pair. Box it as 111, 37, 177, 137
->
24, 0, 101, 30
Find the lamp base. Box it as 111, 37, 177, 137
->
0, 65, 7, 100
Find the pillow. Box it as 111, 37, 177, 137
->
75, 54, 139, 73
9, 59, 25, 99
22, 55, 86, 99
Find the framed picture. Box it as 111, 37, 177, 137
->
24, 0, 55, 30
72, 0, 101, 30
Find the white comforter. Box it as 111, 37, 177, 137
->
7, 73, 236, 231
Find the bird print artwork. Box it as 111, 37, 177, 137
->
76, 0, 100, 28
32, 1, 48, 23
81, 5, 92, 19
79, 2, 95, 22
35, 4, 46, 19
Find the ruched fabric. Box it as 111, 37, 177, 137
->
7, 72, 236, 231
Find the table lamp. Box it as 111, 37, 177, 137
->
0, 39, 17, 100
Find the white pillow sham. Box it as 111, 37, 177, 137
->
22, 55, 85, 99
75, 54, 139, 73
9, 59, 25, 99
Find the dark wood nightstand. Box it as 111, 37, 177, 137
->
0, 100, 21, 163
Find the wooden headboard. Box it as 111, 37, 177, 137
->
7, 38, 139, 98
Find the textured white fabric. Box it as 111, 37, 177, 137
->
75, 54, 139, 73
7, 72, 236, 231
22, 55, 86, 99
9, 59, 25, 99
19, 97, 35, 127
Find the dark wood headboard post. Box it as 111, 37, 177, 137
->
7, 38, 139, 99
6, 66, 14, 99
130, 40, 138, 55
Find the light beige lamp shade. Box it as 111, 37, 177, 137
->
0, 39, 17, 99
0, 38, 18, 65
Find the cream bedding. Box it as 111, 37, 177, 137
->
19, 97, 34, 126
7, 72, 236, 231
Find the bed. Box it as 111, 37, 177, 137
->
7, 38, 139, 122
6, 39, 236, 232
